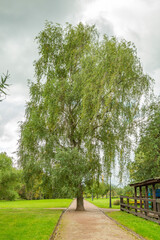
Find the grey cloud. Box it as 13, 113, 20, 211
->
0, 0, 84, 157
107, 0, 160, 74
83, 15, 114, 37
0, 0, 81, 37
0, 37, 36, 86
127, 14, 160, 73
94, 16, 114, 36
0, 98, 24, 136
0, 0, 82, 86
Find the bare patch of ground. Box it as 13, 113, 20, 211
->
53, 199, 140, 240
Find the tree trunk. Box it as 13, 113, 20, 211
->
76, 195, 85, 211
76, 185, 85, 211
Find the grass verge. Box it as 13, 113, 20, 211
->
0, 209, 62, 240
0, 199, 72, 208
107, 211, 159, 240
0, 199, 73, 239
86, 198, 120, 209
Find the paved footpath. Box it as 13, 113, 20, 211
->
53, 199, 140, 240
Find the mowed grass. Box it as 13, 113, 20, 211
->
0, 199, 72, 208
86, 198, 120, 209
107, 211, 159, 240
0, 209, 62, 240
0, 199, 72, 240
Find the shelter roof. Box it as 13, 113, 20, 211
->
130, 178, 160, 187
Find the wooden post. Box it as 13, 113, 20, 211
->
145, 185, 148, 216
140, 186, 142, 213
120, 196, 123, 211
127, 197, 130, 211
134, 186, 137, 213
158, 201, 160, 221
152, 184, 156, 212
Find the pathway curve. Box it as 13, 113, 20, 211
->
53, 199, 140, 240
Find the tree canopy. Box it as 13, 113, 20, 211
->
129, 99, 160, 182
0, 153, 20, 200
18, 22, 152, 210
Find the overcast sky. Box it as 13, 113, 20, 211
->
0, 0, 160, 164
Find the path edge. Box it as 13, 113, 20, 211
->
49, 200, 74, 240
85, 200, 146, 240
101, 209, 146, 240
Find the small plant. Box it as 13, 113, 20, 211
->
113, 199, 120, 205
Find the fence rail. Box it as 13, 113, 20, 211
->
120, 196, 160, 224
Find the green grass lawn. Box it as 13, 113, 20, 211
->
86, 198, 120, 209
107, 211, 159, 240
0, 208, 62, 240
0, 199, 72, 240
0, 198, 72, 208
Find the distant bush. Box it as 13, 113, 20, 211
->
113, 199, 120, 205
0, 152, 21, 201
6, 190, 19, 201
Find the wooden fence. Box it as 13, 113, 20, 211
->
120, 195, 160, 224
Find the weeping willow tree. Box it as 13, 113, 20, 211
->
18, 22, 152, 210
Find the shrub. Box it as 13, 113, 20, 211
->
113, 199, 120, 205
6, 190, 19, 201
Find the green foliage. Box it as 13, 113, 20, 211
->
93, 181, 109, 198
129, 99, 160, 182
0, 153, 20, 201
113, 199, 120, 205
106, 184, 121, 197
0, 72, 9, 101
121, 185, 134, 196
18, 22, 152, 199
85, 181, 128, 199
53, 148, 91, 197
86, 180, 109, 198
99, 182, 110, 197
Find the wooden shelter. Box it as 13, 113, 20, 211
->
120, 178, 160, 224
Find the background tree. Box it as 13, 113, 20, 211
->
115, 185, 134, 197
21, 160, 44, 200
18, 22, 152, 210
129, 99, 160, 182
0, 153, 20, 200
86, 177, 110, 199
